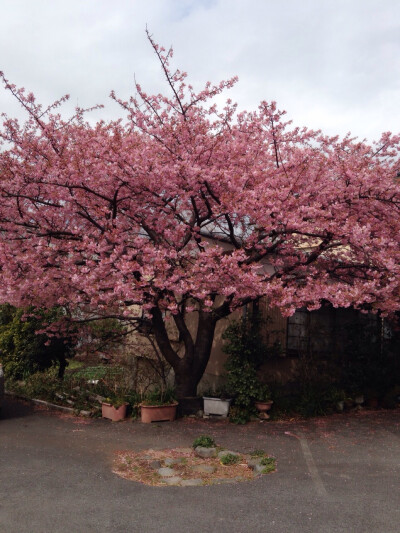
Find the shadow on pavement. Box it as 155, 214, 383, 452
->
1, 395, 36, 420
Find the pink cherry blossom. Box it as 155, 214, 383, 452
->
0, 34, 399, 396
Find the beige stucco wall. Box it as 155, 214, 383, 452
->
198, 299, 291, 391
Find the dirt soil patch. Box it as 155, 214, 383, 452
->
113, 447, 276, 486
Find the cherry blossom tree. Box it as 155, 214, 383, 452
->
0, 34, 399, 397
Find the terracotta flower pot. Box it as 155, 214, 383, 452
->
255, 400, 273, 412
140, 402, 178, 423
255, 400, 273, 419
101, 402, 128, 422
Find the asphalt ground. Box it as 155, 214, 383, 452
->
1, 397, 399, 533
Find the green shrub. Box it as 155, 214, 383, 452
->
0, 304, 74, 380
260, 456, 276, 473
124, 391, 141, 418
22, 367, 61, 402
220, 453, 240, 466
223, 317, 273, 423
229, 406, 250, 425
270, 384, 347, 419
192, 435, 215, 448
6, 363, 141, 416
103, 396, 128, 408
141, 387, 176, 406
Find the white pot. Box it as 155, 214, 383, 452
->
203, 397, 232, 417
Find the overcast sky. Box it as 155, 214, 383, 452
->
1, 0, 399, 141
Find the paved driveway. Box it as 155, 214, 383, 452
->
1, 397, 399, 533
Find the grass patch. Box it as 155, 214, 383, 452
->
70, 366, 124, 380
66, 359, 85, 370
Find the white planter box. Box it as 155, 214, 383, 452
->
203, 397, 232, 417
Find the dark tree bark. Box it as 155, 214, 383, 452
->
57, 357, 67, 380
151, 306, 218, 399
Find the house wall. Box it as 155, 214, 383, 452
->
199, 302, 385, 390
198, 299, 293, 391
121, 299, 383, 393
198, 312, 239, 393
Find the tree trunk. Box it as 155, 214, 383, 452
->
151, 306, 217, 400
174, 365, 201, 398
176, 311, 217, 398
57, 356, 67, 380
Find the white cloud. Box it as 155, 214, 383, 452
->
1, 0, 399, 140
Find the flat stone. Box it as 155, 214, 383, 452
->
217, 450, 239, 459
194, 446, 217, 458
191, 464, 216, 474
157, 467, 178, 477
79, 410, 91, 417
180, 478, 203, 486
164, 458, 185, 466
247, 458, 263, 469
162, 476, 182, 486
254, 464, 267, 474
149, 460, 162, 469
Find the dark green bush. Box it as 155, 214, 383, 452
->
220, 453, 240, 466
22, 367, 61, 402
223, 317, 272, 423
0, 304, 74, 380
192, 435, 215, 448
228, 406, 250, 425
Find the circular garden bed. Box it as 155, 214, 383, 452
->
113, 437, 276, 487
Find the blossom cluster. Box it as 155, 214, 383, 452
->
0, 38, 399, 322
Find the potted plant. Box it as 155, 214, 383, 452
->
101, 395, 129, 422
202, 388, 232, 417
254, 384, 273, 419
140, 387, 178, 423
